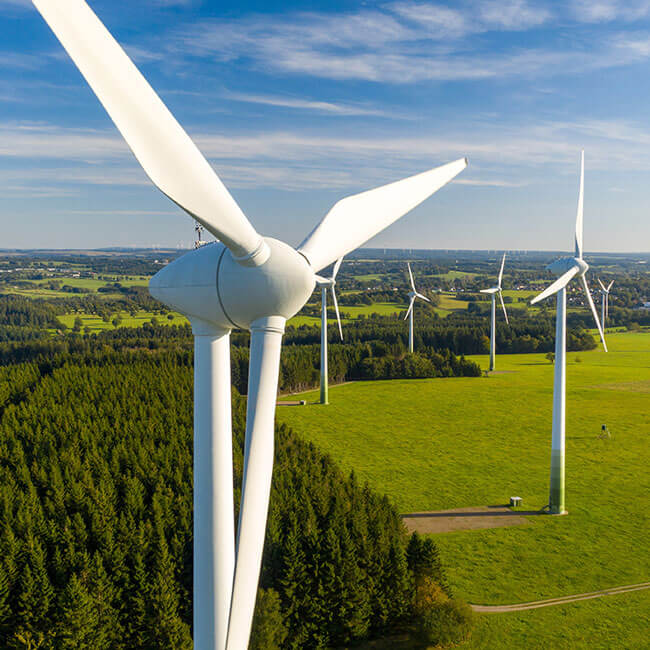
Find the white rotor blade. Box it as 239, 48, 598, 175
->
298, 158, 468, 272
575, 150, 584, 259
33, 0, 265, 263
331, 257, 344, 280
330, 287, 344, 341
407, 262, 416, 292
498, 252, 506, 288
530, 266, 580, 305
404, 296, 415, 320
607, 280, 614, 291
581, 276, 607, 352
597, 277, 606, 292
498, 290, 509, 325
415, 292, 430, 303
227, 319, 285, 650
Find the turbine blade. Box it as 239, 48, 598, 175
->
499, 290, 509, 325
32, 0, 266, 263
298, 158, 468, 272
607, 280, 614, 291
580, 276, 607, 352
408, 262, 416, 292
575, 150, 584, 259
530, 266, 580, 305
227, 318, 285, 650
597, 277, 606, 292
416, 292, 430, 302
404, 297, 415, 320
331, 256, 344, 280
498, 252, 506, 288
331, 287, 344, 341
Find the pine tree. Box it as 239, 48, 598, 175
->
250, 588, 287, 650
56, 574, 100, 650
147, 531, 192, 650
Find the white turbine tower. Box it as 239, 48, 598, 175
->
598, 278, 614, 329
404, 263, 430, 353
530, 151, 607, 515
30, 2, 468, 647
480, 253, 508, 372
315, 258, 344, 405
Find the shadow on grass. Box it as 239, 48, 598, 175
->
402, 506, 545, 519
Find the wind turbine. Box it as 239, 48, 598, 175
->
480, 253, 508, 372
598, 278, 614, 329
530, 151, 607, 515
30, 2, 467, 648
315, 258, 344, 405
404, 263, 430, 353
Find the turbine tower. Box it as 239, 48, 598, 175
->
30, 2, 468, 647
315, 258, 344, 405
530, 151, 607, 515
480, 253, 509, 372
597, 278, 614, 329
404, 262, 430, 353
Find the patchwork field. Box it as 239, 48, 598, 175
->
55, 310, 188, 332
278, 332, 650, 648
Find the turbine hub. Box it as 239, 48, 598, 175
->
150, 238, 315, 331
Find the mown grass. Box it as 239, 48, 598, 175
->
278, 332, 650, 648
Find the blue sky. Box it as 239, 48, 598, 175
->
2, 0, 650, 251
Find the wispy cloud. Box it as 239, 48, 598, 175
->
170, 3, 650, 83
222, 91, 394, 117
4, 117, 650, 192
570, 0, 650, 23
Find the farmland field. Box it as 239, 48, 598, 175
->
278, 332, 650, 648
56, 310, 187, 331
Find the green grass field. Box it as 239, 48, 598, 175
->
57, 310, 187, 331
431, 270, 478, 281
278, 332, 650, 648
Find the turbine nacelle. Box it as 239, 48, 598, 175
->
150, 238, 315, 332
546, 256, 588, 277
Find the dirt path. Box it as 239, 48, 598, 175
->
401, 505, 543, 534
471, 582, 650, 613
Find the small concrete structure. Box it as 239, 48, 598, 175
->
510, 496, 522, 508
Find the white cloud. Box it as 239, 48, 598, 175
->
4, 117, 650, 193
570, 0, 650, 23
222, 91, 395, 117
170, 3, 650, 84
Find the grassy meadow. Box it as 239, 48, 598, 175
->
278, 331, 650, 648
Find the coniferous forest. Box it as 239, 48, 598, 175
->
0, 334, 466, 649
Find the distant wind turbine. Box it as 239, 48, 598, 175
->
480, 253, 508, 372
404, 263, 430, 353
597, 278, 614, 329
530, 151, 607, 515
315, 258, 344, 405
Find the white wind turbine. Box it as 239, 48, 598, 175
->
597, 278, 614, 329
315, 258, 344, 405
530, 151, 607, 515
404, 263, 430, 353
30, 2, 468, 648
480, 253, 508, 372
